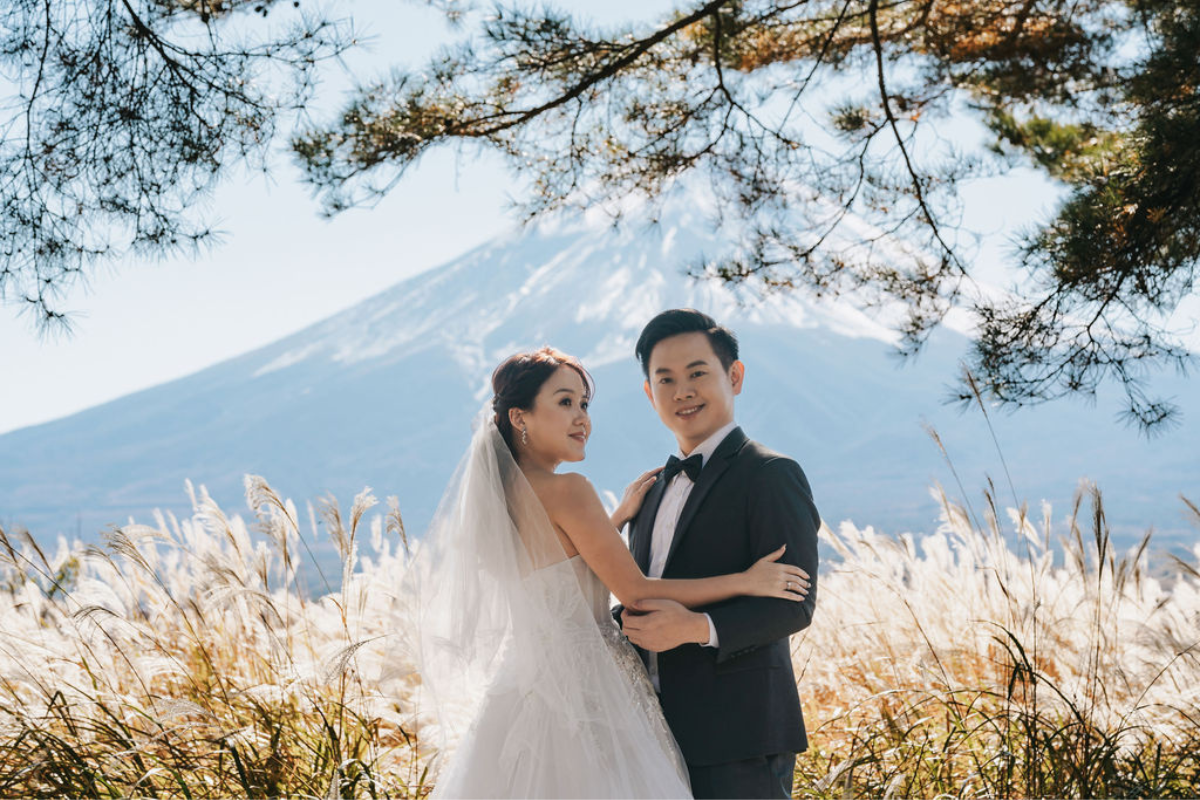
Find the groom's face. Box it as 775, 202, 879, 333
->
643, 332, 744, 454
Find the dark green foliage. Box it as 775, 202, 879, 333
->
975, 1, 1200, 430
295, 0, 1199, 430
0, 0, 352, 332
3, 1, 1196, 429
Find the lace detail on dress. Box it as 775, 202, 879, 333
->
572, 556, 690, 786
603, 620, 689, 780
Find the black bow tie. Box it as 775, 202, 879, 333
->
662, 453, 703, 484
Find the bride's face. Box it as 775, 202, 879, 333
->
518, 366, 592, 464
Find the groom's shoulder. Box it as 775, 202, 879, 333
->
735, 434, 813, 483
736, 433, 800, 469
735, 435, 817, 505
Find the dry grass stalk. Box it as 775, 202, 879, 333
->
1, 475, 1198, 797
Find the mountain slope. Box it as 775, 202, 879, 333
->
3, 199, 1196, 563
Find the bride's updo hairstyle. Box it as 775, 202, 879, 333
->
492, 346, 594, 455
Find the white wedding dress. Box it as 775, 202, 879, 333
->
433, 554, 690, 797
392, 411, 691, 799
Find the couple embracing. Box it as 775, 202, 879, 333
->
409, 309, 821, 799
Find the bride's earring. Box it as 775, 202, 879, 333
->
521, 427, 529, 446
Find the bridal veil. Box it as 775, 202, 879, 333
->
383, 407, 689, 798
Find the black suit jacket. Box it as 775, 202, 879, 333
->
624, 427, 819, 766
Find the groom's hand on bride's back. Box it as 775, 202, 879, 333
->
621, 599, 710, 653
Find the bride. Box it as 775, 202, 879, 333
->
405, 346, 809, 798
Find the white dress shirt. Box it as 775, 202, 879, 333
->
647, 420, 737, 689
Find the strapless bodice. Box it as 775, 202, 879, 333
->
565, 554, 615, 624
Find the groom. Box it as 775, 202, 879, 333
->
619, 308, 820, 799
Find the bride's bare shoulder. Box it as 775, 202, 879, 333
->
530, 472, 599, 515
541, 471, 594, 499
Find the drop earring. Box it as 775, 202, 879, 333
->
521, 427, 529, 446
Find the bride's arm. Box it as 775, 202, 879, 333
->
545, 473, 808, 609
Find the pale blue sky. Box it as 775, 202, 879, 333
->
4, 1, 1189, 437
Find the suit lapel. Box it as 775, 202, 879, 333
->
663, 427, 747, 572
632, 475, 667, 572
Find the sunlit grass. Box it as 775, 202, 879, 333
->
0, 478, 428, 797
793, 486, 1200, 798
2, 475, 1198, 797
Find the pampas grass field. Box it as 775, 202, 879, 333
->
2, 474, 1199, 797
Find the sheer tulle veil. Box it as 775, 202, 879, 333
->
380, 404, 690, 797
381, 404, 572, 749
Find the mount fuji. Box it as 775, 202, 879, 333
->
3, 196, 1197, 570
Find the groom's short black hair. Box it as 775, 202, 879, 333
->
635, 309, 739, 377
